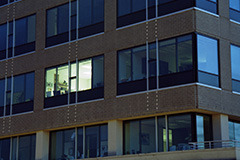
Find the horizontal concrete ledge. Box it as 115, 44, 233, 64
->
78, 147, 240, 160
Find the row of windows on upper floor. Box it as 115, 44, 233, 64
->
1, 33, 240, 115
0, 0, 229, 62
0, 113, 239, 160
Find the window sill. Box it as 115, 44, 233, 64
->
0, 50, 35, 63
230, 19, 240, 25
232, 91, 240, 96
0, 111, 34, 119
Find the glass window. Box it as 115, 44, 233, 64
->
118, 0, 131, 16
25, 72, 35, 102
132, 0, 146, 12
0, 79, 5, 108
18, 135, 36, 160
50, 129, 75, 160
0, 23, 7, 58
229, 121, 240, 141
6, 77, 12, 106
149, 43, 157, 77
79, 0, 104, 27
124, 118, 156, 154
158, 116, 166, 152
85, 125, 108, 158
132, 46, 146, 81
177, 35, 193, 72
197, 34, 219, 87
70, 63, 77, 92
0, 138, 10, 160
47, 3, 69, 37
231, 45, 240, 81
11, 137, 17, 160
79, 59, 92, 91
46, 68, 56, 97
230, 0, 240, 10
197, 35, 218, 75
57, 65, 69, 95
77, 128, 84, 159
168, 114, 192, 151
93, 56, 104, 88
159, 39, 176, 75
13, 75, 25, 104
15, 15, 36, 46
118, 50, 131, 83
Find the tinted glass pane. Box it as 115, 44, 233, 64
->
232, 80, 240, 92
93, 0, 104, 23
230, 0, 240, 10
27, 15, 36, 43
47, 8, 58, 37
132, 0, 146, 12
85, 126, 99, 158
158, 0, 174, 5
18, 135, 36, 160
118, 50, 131, 83
0, 138, 10, 160
149, 43, 156, 77
93, 56, 104, 88
58, 4, 69, 34
0, 79, 5, 107
50, 129, 75, 160
25, 72, 34, 101
13, 75, 25, 104
132, 46, 146, 81
231, 45, 240, 80
100, 125, 108, 157
235, 123, 240, 141
8, 22, 13, 49
197, 35, 218, 75
159, 39, 176, 75
168, 114, 192, 151
79, 0, 92, 27
158, 116, 166, 152
198, 71, 219, 87
177, 35, 193, 72
118, 0, 131, 16
196, 115, 204, 149
57, 65, 69, 95
141, 118, 156, 153
124, 120, 140, 154
15, 18, 27, 46
11, 137, 17, 160
6, 78, 11, 106
46, 68, 56, 97
0, 24, 7, 51
77, 128, 84, 159
79, 59, 92, 91
229, 121, 235, 140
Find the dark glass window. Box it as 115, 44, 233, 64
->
15, 15, 36, 56
18, 135, 36, 160
0, 138, 10, 160
197, 34, 219, 87
158, 116, 166, 152
229, 121, 240, 141
123, 113, 212, 153
0, 79, 5, 116
45, 55, 104, 108
0, 72, 34, 117
124, 118, 156, 154
85, 125, 108, 158
118, 45, 147, 95
50, 124, 108, 159
50, 129, 76, 160
196, 0, 218, 14
230, 0, 240, 22
168, 114, 192, 151
231, 45, 240, 92
46, 0, 104, 47
0, 15, 35, 60
0, 0, 21, 7
0, 23, 7, 60
46, 3, 69, 47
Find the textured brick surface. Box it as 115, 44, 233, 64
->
0, 0, 239, 138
